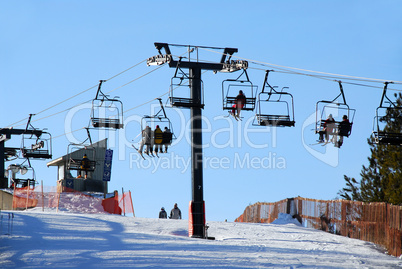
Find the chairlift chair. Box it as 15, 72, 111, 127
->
316, 101, 356, 136
66, 143, 97, 172
6, 164, 36, 188
91, 80, 124, 129
253, 70, 295, 127
19, 113, 53, 161
315, 81, 355, 141
169, 59, 205, 109
66, 128, 96, 172
141, 117, 174, 148
21, 131, 52, 159
372, 82, 402, 145
140, 98, 175, 148
222, 69, 257, 112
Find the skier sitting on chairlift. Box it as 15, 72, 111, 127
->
138, 126, 152, 155
335, 115, 351, 148
80, 154, 91, 179
318, 114, 336, 143
154, 125, 163, 154
162, 126, 171, 153
232, 90, 246, 117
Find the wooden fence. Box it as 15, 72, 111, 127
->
235, 197, 402, 257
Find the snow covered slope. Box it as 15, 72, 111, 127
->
1, 211, 401, 268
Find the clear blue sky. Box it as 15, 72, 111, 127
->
1, 1, 401, 221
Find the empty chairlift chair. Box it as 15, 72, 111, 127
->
253, 70, 295, 127
91, 80, 124, 129
169, 59, 205, 109
372, 82, 402, 145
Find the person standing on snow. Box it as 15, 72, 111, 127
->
159, 207, 167, 219
169, 203, 182, 219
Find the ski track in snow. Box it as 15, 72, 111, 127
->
0, 210, 401, 268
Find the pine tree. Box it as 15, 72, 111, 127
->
338, 176, 360, 201
381, 93, 402, 204
339, 93, 402, 204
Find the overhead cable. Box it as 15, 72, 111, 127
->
52, 127, 86, 140
198, 47, 402, 85
248, 66, 402, 92
106, 62, 166, 95
5, 59, 148, 128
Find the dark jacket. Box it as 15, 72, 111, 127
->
159, 209, 167, 219
339, 119, 351, 136
236, 93, 246, 106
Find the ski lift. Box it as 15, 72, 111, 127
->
253, 70, 295, 127
140, 98, 175, 148
6, 163, 36, 188
315, 81, 356, 142
21, 114, 52, 159
66, 144, 96, 173
169, 58, 205, 109
21, 132, 52, 159
66, 129, 96, 173
91, 80, 124, 129
222, 69, 257, 112
372, 82, 402, 145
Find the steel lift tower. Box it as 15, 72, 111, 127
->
147, 43, 247, 238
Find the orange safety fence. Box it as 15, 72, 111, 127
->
12, 186, 38, 209
102, 191, 135, 215
235, 197, 402, 257
9, 185, 134, 216
119, 191, 135, 215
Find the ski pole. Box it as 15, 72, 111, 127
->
8, 213, 11, 235
10, 213, 14, 236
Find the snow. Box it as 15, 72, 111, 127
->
271, 213, 302, 226
1, 210, 401, 268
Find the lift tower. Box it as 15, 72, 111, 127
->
148, 43, 247, 238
